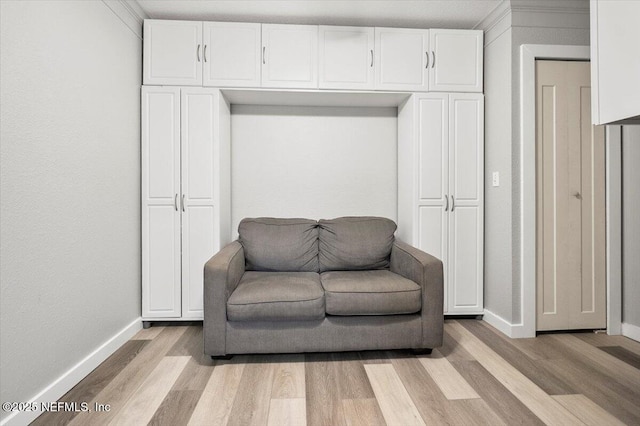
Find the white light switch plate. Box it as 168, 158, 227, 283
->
492, 171, 500, 187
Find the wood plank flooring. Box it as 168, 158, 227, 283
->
32, 320, 640, 425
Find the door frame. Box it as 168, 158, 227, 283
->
520, 44, 621, 337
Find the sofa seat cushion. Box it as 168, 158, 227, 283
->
227, 272, 324, 321
318, 217, 397, 272
321, 270, 421, 316
239, 218, 319, 272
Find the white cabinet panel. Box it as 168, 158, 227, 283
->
375, 28, 429, 91
319, 26, 374, 90
181, 89, 218, 318
429, 29, 483, 93
203, 22, 261, 87
262, 24, 318, 88
418, 95, 448, 201
143, 20, 202, 86
450, 94, 483, 202
182, 206, 215, 317
400, 93, 484, 315
142, 87, 181, 318
449, 206, 483, 312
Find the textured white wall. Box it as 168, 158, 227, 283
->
0, 1, 141, 417
622, 126, 640, 328
482, 27, 514, 322
230, 105, 397, 237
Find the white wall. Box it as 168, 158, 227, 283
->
231, 105, 397, 236
0, 1, 142, 422
478, 1, 590, 326
622, 126, 640, 329
483, 23, 514, 322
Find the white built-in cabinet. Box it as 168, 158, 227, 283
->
398, 93, 484, 314
203, 22, 262, 87
142, 86, 230, 321
375, 27, 429, 91
429, 29, 483, 93
143, 20, 203, 86
143, 20, 482, 93
261, 24, 318, 88
142, 18, 486, 321
319, 26, 375, 90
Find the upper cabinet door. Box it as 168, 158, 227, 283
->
143, 20, 203, 86
203, 22, 261, 88
429, 29, 483, 93
319, 26, 374, 90
375, 28, 429, 91
262, 24, 318, 88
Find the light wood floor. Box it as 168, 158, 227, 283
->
33, 319, 640, 425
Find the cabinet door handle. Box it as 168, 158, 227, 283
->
262, 46, 266, 64
451, 195, 455, 211
444, 195, 449, 212
174, 194, 178, 211
370, 49, 374, 67
181, 194, 185, 212
197, 44, 201, 62
203, 44, 208, 63
425, 51, 430, 69
431, 51, 435, 68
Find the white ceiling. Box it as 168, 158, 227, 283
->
135, 0, 504, 29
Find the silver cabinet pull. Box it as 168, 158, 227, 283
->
431, 51, 435, 68
370, 49, 374, 67
444, 195, 449, 211
451, 195, 455, 211
197, 44, 201, 62
174, 194, 178, 211
425, 51, 430, 69
262, 46, 266, 64
181, 194, 185, 212
204, 44, 208, 62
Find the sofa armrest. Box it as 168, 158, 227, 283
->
203, 240, 245, 356
390, 240, 444, 349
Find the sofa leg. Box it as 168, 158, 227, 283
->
211, 355, 233, 360
412, 348, 433, 355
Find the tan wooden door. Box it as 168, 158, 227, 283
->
535, 60, 606, 331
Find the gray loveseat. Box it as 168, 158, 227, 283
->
204, 216, 443, 357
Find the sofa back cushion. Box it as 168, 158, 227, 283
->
238, 218, 319, 272
318, 217, 397, 272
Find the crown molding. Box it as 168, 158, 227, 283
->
474, 0, 511, 31
102, 0, 148, 39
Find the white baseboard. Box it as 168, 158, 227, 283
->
622, 322, 640, 343
483, 309, 535, 339
0, 318, 142, 426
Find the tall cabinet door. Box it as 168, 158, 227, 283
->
416, 94, 449, 310
181, 89, 218, 318
142, 87, 182, 318
143, 20, 203, 86
375, 28, 429, 91
448, 94, 484, 313
319, 26, 374, 90
429, 30, 483, 93
203, 22, 261, 87
262, 24, 318, 88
